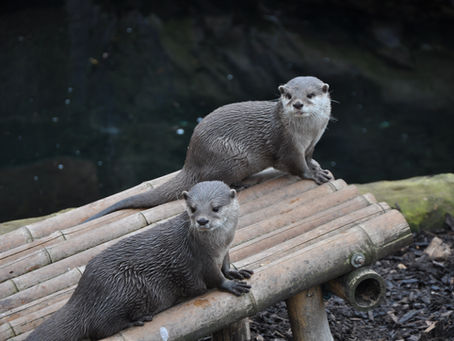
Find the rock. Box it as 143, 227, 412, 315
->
356, 173, 454, 231
424, 237, 452, 260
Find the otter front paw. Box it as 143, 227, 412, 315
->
129, 315, 153, 327
220, 279, 251, 296
313, 168, 332, 184
224, 269, 254, 280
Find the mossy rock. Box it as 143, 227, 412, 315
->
356, 173, 454, 231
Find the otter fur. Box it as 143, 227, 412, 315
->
26, 181, 252, 341
86, 76, 332, 221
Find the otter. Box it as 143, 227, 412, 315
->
86, 76, 332, 221
26, 181, 252, 341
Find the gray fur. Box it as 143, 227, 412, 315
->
26, 181, 252, 341
86, 76, 332, 221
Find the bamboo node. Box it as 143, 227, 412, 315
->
22, 226, 35, 243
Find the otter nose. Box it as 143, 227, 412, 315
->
197, 218, 209, 226
293, 101, 303, 109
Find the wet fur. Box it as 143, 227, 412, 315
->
86, 76, 332, 221
27, 182, 252, 341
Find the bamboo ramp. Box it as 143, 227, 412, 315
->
0, 169, 412, 340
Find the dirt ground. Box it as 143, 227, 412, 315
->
249, 226, 454, 341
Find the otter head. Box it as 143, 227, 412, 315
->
278, 76, 331, 120
182, 181, 239, 233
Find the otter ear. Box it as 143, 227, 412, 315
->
322, 83, 329, 93
278, 85, 288, 95
229, 189, 237, 199
182, 191, 189, 201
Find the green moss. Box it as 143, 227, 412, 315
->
356, 173, 454, 231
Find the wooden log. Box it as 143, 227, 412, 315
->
0, 190, 376, 312
0, 173, 302, 268
237, 171, 300, 203
0, 266, 84, 314
0, 179, 340, 294
0, 295, 67, 340
0, 285, 74, 325
231, 200, 388, 264
0, 201, 183, 265
286, 286, 333, 341
324, 267, 385, 311
4, 209, 410, 340
356, 173, 454, 231
99, 210, 411, 341
234, 203, 393, 271
234, 185, 358, 246
0, 168, 292, 255
0, 213, 148, 282
0, 236, 120, 299
0, 188, 368, 326
212, 319, 251, 341
0, 171, 179, 253
0, 199, 383, 322
239, 179, 319, 217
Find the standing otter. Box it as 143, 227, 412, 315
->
27, 181, 252, 341
86, 76, 332, 221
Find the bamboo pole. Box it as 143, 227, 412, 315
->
324, 267, 385, 311
286, 286, 333, 341
1, 190, 371, 324
0, 198, 383, 321
0, 201, 182, 265
0, 213, 148, 282
0, 295, 68, 340
231, 201, 389, 264
234, 185, 358, 245
3, 210, 411, 339
0, 285, 74, 326
239, 179, 319, 217
0, 168, 292, 255
0, 171, 179, 253
236, 172, 300, 203
212, 319, 251, 341
93, 210, 411, 341
0, 188, 374, 306
0, 179, 339, 294
0, 266, 84, 315
0, 173, 301, 267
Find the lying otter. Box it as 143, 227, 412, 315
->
27, 181, 252, 341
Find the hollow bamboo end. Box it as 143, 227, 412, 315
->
325, 267, 385, 311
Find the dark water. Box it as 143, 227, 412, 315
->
1, 1, 453, 222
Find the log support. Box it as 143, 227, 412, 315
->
286, 286, 334, 341
213, 318, 251, 341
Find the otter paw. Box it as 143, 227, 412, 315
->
224, 269, 254, 280
221, 280, 251, 296
313, 168, 332, 184
130, 320, 144, 327
130, 315, 153, 327
239, 269, 254, 279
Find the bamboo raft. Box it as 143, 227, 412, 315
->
0, 169, 412, 340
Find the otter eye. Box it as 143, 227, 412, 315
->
307, 93, 315, 99
285, 93, 292, 100
212, 206, 220, 212
189, 206, 197, 213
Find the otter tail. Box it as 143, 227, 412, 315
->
85, 169, 196, 222
26, 305, 84, 341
